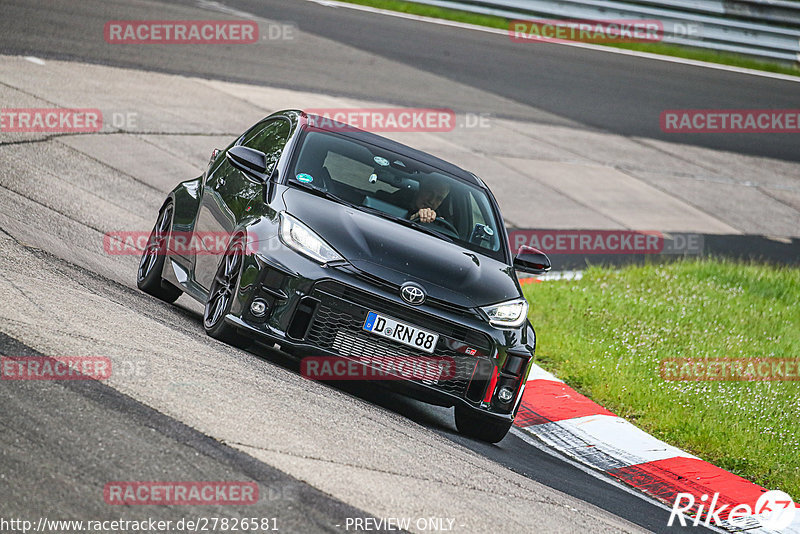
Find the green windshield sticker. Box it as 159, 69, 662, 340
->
296, 173, 313, 183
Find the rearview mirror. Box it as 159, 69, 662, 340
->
513, 246, 551, 275
227, 145, 268, 180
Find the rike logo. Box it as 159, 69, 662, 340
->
668, 490, 796, 530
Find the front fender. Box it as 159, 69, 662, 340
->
169, 176, 203, 233
230, 215, 282, 317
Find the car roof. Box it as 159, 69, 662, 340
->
269, 109, 483, 187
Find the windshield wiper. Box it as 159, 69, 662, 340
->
358, 205, 455, 243
290, 180, 355, 208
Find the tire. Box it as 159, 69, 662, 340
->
203, 234, 247, 345
137, 202, 182, 303
454, 405, 513, 443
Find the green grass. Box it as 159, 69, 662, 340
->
522, 259, 800, 500
340, 0, 800, 77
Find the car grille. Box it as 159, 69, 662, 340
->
306, 281, 494, 398
313, 281, 492, 350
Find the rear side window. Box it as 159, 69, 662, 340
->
241, 119, 292, 173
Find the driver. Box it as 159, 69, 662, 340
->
408, 179, 451, 223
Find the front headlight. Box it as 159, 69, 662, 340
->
481, 298, 529, 328
279, 212, 344, 265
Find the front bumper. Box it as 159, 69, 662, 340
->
227, 238, 536, 421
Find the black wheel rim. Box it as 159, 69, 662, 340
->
203, 236, 244, 330
137, 204, 172, 282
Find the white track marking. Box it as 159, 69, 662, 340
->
551, 414, 698, 464
526, 365, 564, 383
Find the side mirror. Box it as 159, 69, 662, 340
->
227, 145, 268, 181
513, 245, 551, 275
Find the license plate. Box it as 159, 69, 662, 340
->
362, 311, 439, 354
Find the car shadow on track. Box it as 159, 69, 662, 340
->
249, 341, 460, 434
169, 296, 459, 436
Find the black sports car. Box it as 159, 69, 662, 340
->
137, 109, 550, 442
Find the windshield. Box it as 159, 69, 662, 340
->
288, 129, 505, 261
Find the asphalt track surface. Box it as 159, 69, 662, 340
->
0, 332, 374, 533
0, 0, 781, 532
0, 0, 798, 162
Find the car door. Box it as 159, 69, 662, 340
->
193, 118, 293, 290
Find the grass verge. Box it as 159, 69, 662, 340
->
522, 259, 800, 499
340, 0, 800, 77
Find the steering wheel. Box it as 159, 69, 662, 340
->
419, 216, 459, 237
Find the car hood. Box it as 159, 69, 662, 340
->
283, 188, 520, 308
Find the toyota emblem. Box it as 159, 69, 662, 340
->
400, 282, 426, 305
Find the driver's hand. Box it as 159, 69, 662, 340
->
411, 208, 437, 223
